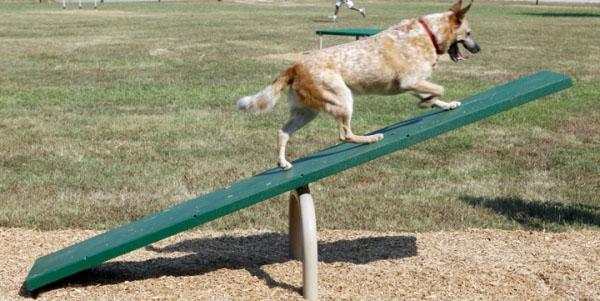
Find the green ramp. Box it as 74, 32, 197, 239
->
25, 71, 572, 292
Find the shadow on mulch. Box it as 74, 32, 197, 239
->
462, 195, 600, 230
27, 233, 416, 297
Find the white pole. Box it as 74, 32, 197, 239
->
63, 0, 66, 9
78, 0, 82, 9
94, 0, 97, 9
288, 186, 318, 301
299, 191, 318, 301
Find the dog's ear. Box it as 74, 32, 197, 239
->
452, 0, 473, 21
450, 0, 463, 15
459, 0, 473, 18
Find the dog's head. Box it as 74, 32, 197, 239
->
447, 0, 480, 62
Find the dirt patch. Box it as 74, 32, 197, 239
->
149, 43, 211, 61
507, 3, 600, 9
501, 45, 537, 51
26, 10, 159, 17
260, 51, 314, 62
232, 0, 317, 6
2, 228, 599, 300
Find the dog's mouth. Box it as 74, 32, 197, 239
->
448, 41, 480, 63
448, 42, 467, 62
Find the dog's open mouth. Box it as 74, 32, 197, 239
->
448, 42, 467, 62
449, 41, 480, 63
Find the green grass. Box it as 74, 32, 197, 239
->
0, 0, 598, 232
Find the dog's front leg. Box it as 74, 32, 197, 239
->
410, 80, 461, 110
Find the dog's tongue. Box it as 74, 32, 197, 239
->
456, 48, 467, 61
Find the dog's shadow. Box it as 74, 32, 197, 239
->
32, 233, 416, 296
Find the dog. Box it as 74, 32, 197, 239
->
237, 0, 480, 170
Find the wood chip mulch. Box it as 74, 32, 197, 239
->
1, 228, 598, 300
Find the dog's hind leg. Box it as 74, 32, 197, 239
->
278, 106, 318, 170
324, 83, 384, 144
337, 113, 384, 144
410, 80, 461, 110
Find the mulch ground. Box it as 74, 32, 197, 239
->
1, 227, 598, 300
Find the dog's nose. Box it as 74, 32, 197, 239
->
465, 43, 480, 54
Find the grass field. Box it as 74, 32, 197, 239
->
0, 0, 598, 232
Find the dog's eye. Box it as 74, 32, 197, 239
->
466, 32, 472, 36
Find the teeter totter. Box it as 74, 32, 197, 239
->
25, 71, 572, 300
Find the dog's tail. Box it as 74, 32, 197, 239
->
236, 64, 297, 113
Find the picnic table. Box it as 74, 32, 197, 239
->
315, 28, 382, 49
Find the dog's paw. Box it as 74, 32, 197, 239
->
372, 133, 384, 142
362, 133, 384, 144
278, 160, 293, 170
447, 101, 461, 110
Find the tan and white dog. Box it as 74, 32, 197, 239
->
237, 0, 480, 170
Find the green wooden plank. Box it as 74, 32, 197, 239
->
316, 28, 382, 37
25, 71, 572, 292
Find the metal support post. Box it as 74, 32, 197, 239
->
289, 185, 318, 300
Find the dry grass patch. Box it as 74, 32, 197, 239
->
556, 115, 600, 143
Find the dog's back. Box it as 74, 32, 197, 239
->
298, 16, 443, 95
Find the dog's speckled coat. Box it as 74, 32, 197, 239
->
238, 0, 479, 169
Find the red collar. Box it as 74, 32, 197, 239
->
418, 18, 444, 55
